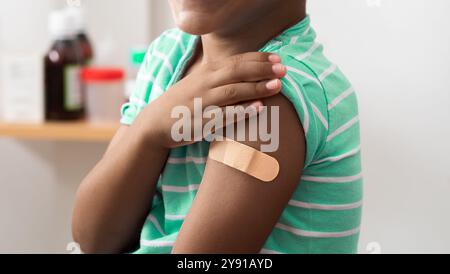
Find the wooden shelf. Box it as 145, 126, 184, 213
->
0, 121, 119, 142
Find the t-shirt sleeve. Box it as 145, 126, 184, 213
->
279, 55, 329, 167
120, 43, 156, 126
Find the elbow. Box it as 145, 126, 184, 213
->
72, 213, 131, 254
71, 211, 114, 254
71, 183, 117, 254
71, 222, 115, 254
71, 216, 97, 254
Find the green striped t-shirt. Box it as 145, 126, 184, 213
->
121, 16, 363, 254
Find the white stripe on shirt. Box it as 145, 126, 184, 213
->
290, 36, 299, 45
276, 223, 360, 238
285, 75, 310, 135
129, 96, 148, 108
136, 73, 155, 84
167, 156, 208, 165
289, 199, 363, 211
328, 87, 354, 110
319, 64, 338, 82
140, 240, 175, 247
312, 146, 361, 165
311, 103, 328, 130
166, 32, 186, 54
147, 215, 166, 236
287, 66, 321, 87
296, 43, 320, 61
327, 116, 359, 142
162, 184, 200, 193
260, 249, 284, 254
165, 214, 187, 221
301, 172, 363, 183
153, 50, 174, 75
302, 26, 311, 36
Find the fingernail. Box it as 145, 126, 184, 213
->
272, 63, 286, 74
268, 54, 281, 63
266, 79, 280, 90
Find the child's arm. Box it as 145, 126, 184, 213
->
72, 124, 170, 254
173, 94, 305, 254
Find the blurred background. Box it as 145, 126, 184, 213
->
0, 0, 449, 253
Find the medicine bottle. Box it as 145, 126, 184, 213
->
44, 11, 85, 120
66, 7, 94, 63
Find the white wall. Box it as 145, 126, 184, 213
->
1, 0, 449, 253
310, 0, 450, 253
0, 140, 107, 253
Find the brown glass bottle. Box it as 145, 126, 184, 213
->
77, 33, 94, 63
44, 39, 85, 120
45, 11, 85, 121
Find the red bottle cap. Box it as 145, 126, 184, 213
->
81, 68, 125, 82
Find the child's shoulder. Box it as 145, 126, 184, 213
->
274, 37, 353, 106
276, 40, 336, 88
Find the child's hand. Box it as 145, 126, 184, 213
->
137, 52, 286, 148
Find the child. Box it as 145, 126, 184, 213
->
73, 0, 362, 254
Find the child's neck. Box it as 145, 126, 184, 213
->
199, 4, 306, 64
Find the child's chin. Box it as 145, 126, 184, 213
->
177, 25, 213, 36
175, 15, 217, 35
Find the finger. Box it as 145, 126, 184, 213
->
207, 52, 282, 73
232, 52, 282, 64
205, 79, 282, 106
213, 61, 286, 86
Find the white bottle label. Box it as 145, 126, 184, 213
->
63, 65, 82, 111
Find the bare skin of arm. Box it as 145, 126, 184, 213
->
72, 121, 169, 254
173, 94, 306, 253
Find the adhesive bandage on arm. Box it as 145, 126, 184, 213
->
208, 138, 280, 182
